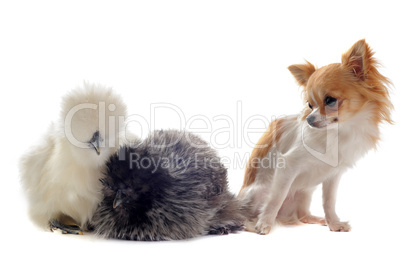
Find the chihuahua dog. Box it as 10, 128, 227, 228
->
239, 39, 392, 234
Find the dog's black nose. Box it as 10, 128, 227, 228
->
307, 115, 315, 126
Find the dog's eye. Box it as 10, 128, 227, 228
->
324, 96, 337, 107
308, 102, 313, 109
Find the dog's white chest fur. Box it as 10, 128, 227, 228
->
242, 107, 379, 232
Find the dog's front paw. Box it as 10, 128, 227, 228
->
327, 221, 351, 232
255, 220, 272, 235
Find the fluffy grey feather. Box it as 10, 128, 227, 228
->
91, 130, 245, 240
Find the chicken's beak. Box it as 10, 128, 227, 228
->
113, 190, 123, 209
92, 143, 101, 155
89, 131, 101, 155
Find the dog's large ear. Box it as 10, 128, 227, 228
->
288, 61, 316, 87
341, 39, 372, 81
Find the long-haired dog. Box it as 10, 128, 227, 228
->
239, 39, 393, 234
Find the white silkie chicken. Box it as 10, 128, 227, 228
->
20, 82, 130, 234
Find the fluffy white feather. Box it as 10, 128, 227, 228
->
20, 82, 131, 232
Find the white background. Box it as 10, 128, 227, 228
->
1, 1, 401, 267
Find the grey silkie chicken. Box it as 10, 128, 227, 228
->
91, 129, 245, 240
